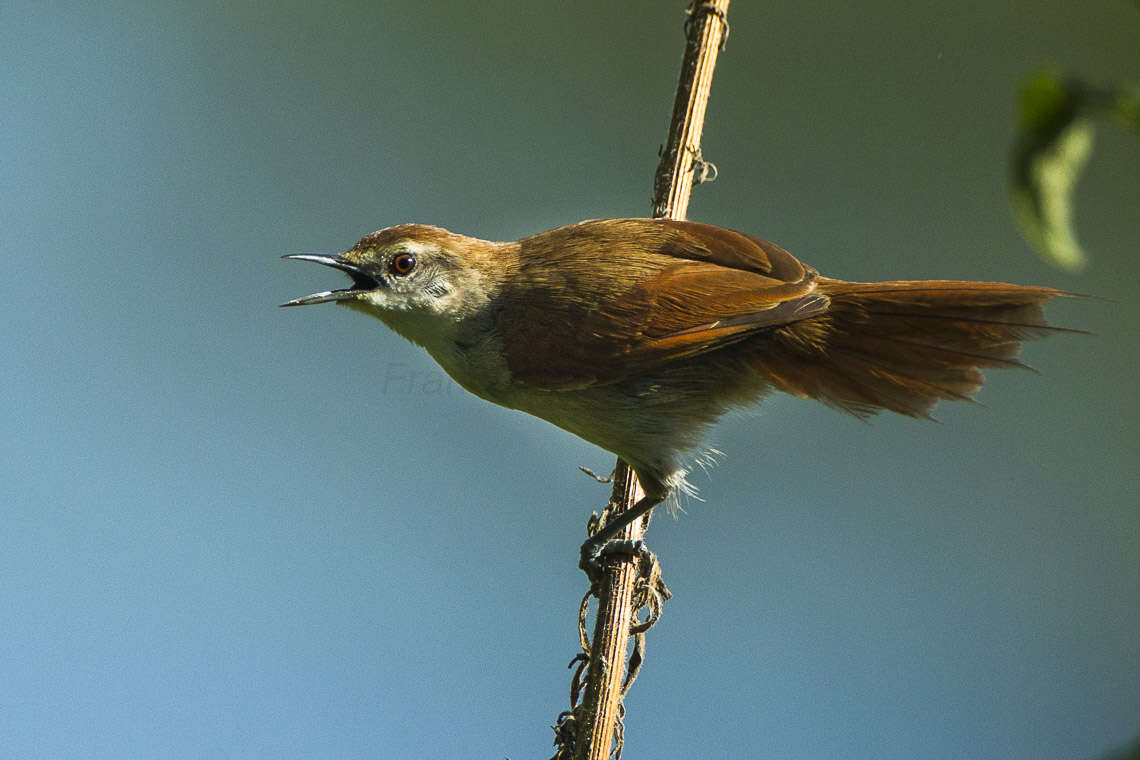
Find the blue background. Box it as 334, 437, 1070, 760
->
2, 2, 1137, 758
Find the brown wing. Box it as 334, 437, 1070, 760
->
498, 219, 828, 388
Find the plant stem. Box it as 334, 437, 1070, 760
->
573, 4, 730, 758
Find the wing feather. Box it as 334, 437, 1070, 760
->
498, 219, 825, 388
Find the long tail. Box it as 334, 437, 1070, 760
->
762, 278, 1075, 419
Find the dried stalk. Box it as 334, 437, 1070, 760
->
572, 4, 730, 759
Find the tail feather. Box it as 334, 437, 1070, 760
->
761, 278, 1073, 418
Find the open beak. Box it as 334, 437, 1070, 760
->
280, 254, 380, 306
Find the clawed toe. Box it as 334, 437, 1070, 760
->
579, 537, 649, 583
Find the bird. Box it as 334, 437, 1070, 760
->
282, 217, 1073, 564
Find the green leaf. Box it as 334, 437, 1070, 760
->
1009, 72, 1138, 271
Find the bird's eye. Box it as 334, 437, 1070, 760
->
391, 252, 417, 276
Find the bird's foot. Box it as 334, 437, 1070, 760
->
579, 537, 650, 585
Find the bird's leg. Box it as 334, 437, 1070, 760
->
579, 492, 665, 583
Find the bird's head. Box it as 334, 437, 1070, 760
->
282, 224, 506, 344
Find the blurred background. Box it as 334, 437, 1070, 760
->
2, 1, 1137, 758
